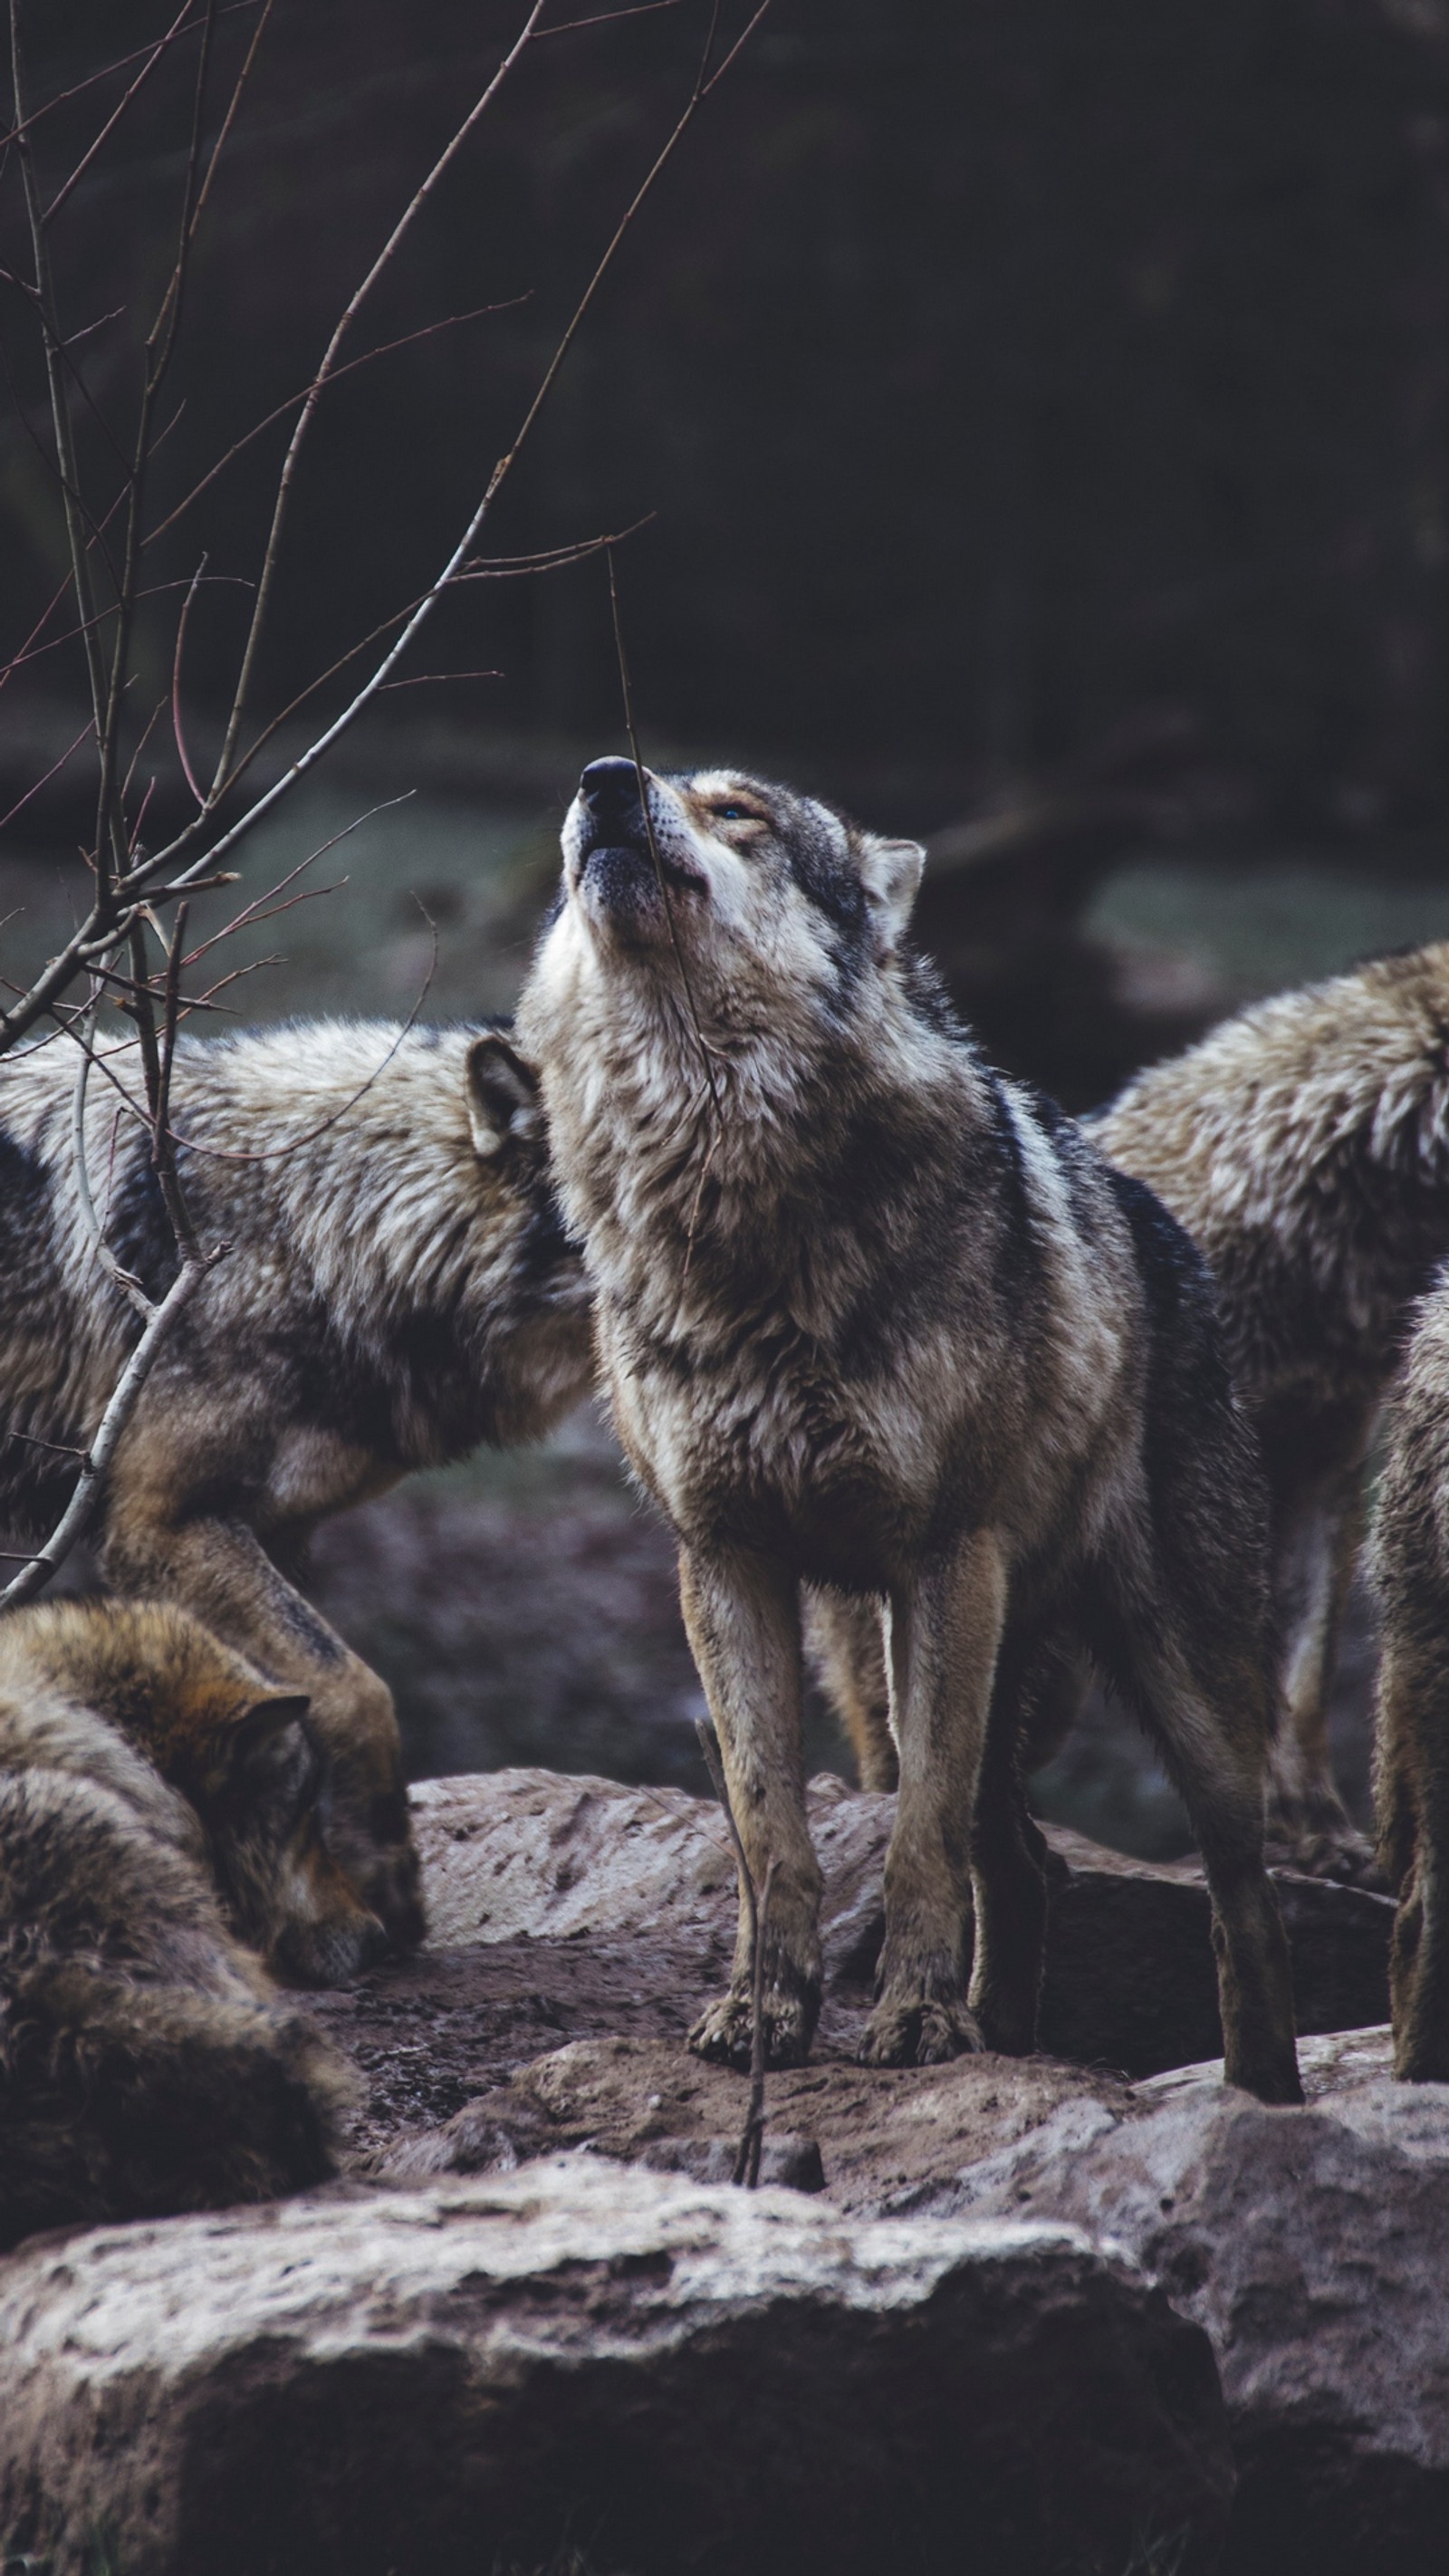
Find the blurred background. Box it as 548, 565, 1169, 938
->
6, 0, 1449, 1848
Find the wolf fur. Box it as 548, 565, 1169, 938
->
1369, 1273, 1449, 2078
516, 756, 1301, 2102
1086, 942, 1449, 1880
0, 1599, 352, 2246
0, 1020, 594, 1956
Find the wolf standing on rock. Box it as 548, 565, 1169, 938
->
0, 1021, 595, 1956
517, 757, 1301, 2102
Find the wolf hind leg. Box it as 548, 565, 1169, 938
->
1375, 1629, 1449, 2081
1102, 1583, 1302, 2105
801, 1587, 898, 1790
860, 1531, 1007, 2068
1262, 1400, 1379, 1884
679, 1545, 824, 2071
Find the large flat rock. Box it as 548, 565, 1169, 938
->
411, 1768, 1393, 2077
0, 2159, 1231, 2576
900, 2027, 1449, 2574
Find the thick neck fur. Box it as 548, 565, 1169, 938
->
520, 913, 983, 1362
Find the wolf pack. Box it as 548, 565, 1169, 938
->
6, 755, 1449, 2241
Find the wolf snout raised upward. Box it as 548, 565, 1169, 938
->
520, 760, 1300, 2105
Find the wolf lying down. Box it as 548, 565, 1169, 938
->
0, 1600, 351, 2246
0, 1022, 595, 1960
519, 757, 1302, 2104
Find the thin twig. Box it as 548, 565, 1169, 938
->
211, 0, 549, 792
607, 544, 721, 1119
736, 1857, 776, 2187
0, 1251, 215, 1610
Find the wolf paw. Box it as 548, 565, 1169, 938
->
688, 1985, 816, 2071
858, 1994, 984, 2068
1265, 1821, 1387, 1891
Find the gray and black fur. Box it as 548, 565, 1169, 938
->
517, 758, 1301, 2102
0, 1600, 351, 2248
1089, 943, 1449, 1882
0, 1021, 594, 1955
1370, 1270, 1449, 2078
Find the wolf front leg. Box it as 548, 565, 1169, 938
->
99, 1503, 423, 1959
861, 1529, 1009, 2068
679, 1545, 824, 2071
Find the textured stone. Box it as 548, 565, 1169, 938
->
411, 1769, 1393, 2077
0, 2158, 1230, 2576
908, 2026, 1449, 2573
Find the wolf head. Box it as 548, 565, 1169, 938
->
555, 758, 926, 1016
9, 1600, 388, 1987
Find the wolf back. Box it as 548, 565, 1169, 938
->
0, 1019, 595, 1952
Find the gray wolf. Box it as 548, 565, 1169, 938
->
516, 756, 1301, 2102
0, 1598, 351, 2245
0, 1020, 595, 1957
1092, 942, 1449, 1882
1370, 1271, 1449, 2078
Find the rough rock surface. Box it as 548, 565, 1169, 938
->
411, 1767, 1394, 2074
0, 2160, 1232, 2576
897, 2027, 1449, 2572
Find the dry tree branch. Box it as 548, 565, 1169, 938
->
0, 0, 773, 1055
211, 0, 550, 792
695, 1716, 775, 2187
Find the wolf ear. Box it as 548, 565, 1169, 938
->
232, 1693, 312, 1772
465, 1032, 540, 1157
858, 835, 925, 954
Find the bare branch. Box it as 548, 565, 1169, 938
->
212, 0, 549, 791
0, 1248, 214, 1610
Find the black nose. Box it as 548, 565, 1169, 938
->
581, 755, 642, 818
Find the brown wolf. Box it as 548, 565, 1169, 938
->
1370, 1272, 1449, 2078
1089, 942, 1449, 1882
516, 757, 1300, 2102
0, 1598, 383, 1985
0, 1599, 351, 2246
0, 1021, 594, 1956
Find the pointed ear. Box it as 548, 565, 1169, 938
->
231, 1693, 312, 1778
465, 1031, 541, 1157
857, 835, 925, 954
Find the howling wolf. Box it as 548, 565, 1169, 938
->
516, 757, 1300, 2103
0, 1599, 351, 2245
0, 1021, 594, 1956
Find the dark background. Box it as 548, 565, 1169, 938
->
4, 0, 1446, 1838
9, 0, 1449, 831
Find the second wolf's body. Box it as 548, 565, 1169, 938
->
0, 1600, 350, 2246
821, 942, 1449, 1871
518, 757, 1300, 2103
1092, 943, 1449, 1877
1370, 1271, 1449, 2079
0, 1020, 595, 1953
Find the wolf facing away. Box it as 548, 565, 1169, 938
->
0, 1022, 595, 1958
517, 757, 1301, 2103
1089, 945, 1449, 1882
0, 1599, 351, 2246
1370, 1272, 1449, 2079
811, 943, 1449, 1870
